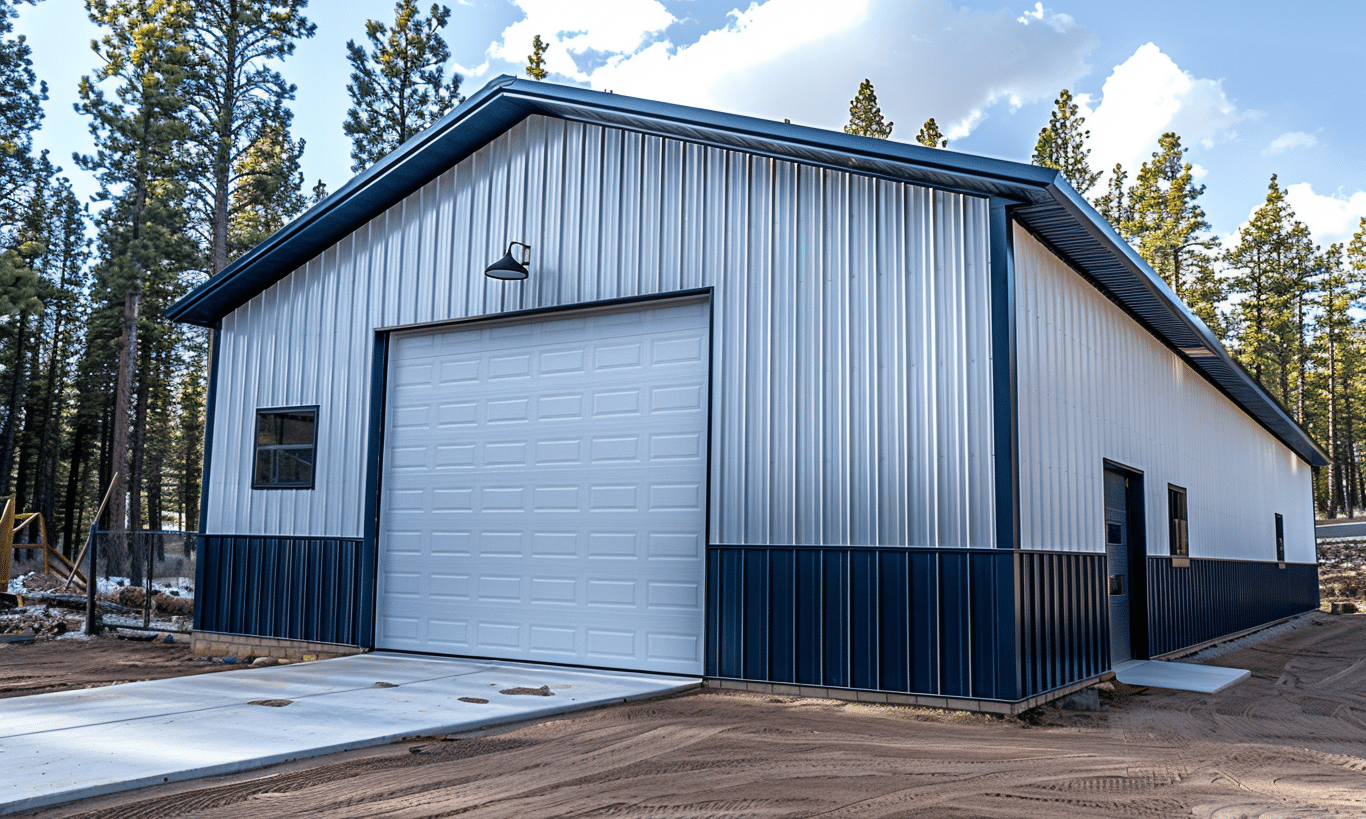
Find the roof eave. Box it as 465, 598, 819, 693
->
1032, 181, 1329, 467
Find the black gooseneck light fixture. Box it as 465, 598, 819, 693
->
484, 241, 531, 280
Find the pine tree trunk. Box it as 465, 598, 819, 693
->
0, 311, 30, 496
12, 327, 39, 509
210, 12, 239, 274
61, 420, 90, 555
109, 290, 140, 572
129, 332, 152, 584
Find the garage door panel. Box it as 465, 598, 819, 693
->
378, 298, 709, 674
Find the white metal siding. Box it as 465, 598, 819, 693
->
377, 299, 708, 672
208, 115, 995, 549
1014, 225, 1315, 561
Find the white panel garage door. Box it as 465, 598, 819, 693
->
376, 298, 709, 675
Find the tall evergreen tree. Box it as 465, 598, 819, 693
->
181, 0, 314, 275
343, 0, 464, 172
1032, 88, 1098, 195
1309, 241, 1357, 516
0, 0, 46, 220
844, 79, 892, 139
75, 0, 199, 563
1225, 175, 1317, 412
9, 156, 88, 526
525, 33, 547, 81
1124, 133, 1214, 303
1094, 162, 1129, 234
915, 117, 947, 148
226, 118, 308, 257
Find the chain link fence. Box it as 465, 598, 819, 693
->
6, 530, 197, 632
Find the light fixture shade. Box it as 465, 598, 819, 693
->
484, 241, 531, 280
484, 250, 529, 280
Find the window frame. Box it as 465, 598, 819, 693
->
1275, 512, 1285, 563
1167, 484, 1189, 557
252, 405, 319, 490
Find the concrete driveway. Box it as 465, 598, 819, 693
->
0, 652, 698, 815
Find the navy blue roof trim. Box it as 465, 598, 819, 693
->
166, 76, 1327, 467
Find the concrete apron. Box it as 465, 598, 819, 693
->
0, 653, 699, 816
1112, 659, 1250, 693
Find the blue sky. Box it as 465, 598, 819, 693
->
14, 0, 1366, 249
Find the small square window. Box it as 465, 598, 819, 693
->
253, 407, 317, 489
1168, 485, 1188, 557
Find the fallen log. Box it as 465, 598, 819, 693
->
24, 593, 137, 615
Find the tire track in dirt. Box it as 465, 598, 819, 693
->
54, 738, 535, 819
25, 613, 1366, 819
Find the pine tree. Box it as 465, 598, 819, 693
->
1225, 175, 1317, 412
227, 118, 308, 257
1341, 219, 1366, 513
343, 0, 464, 172
0, 0, 46, 220
916, 118, 947, 148
1309, 241, 1357, 515
75, 0, 200, 569
181, 0, 314, 274
1032, 89, 1098, 195
844, 79, 892, 139
9, 156, 88, 526
1123, 133, 1213, 303
1094, 163, 1129, 234
525, 33, 547, 81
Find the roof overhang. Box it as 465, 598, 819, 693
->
167, 76, 1328, 467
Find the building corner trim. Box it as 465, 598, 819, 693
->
989, 199, 1022, 700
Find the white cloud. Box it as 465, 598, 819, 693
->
1283, 183, 1366, 246
573, 0, 1098, 141
1081, 43, 1256, 177
1017, 1, 1076, 33
486, 0, 676, 81
1263, 131, 1319, 156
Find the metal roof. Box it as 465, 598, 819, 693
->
166, 76, 1327, 467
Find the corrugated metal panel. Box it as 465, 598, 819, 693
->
1146, 557, 1318, 656
707, 545, 1020, 701
1016, 550, 1108, 696
709, 545, 1110, 701
208, 115, 995, 550
197, 535, 374, 646
1013, 225, 1315, 561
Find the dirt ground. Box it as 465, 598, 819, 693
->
5, 612, 1363, 819
0, 637, 239, 698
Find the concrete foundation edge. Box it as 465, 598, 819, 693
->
191, 631, 369, 662
702, 673, 1114, 715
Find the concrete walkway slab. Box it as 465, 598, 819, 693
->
1113, 659, 1250, 693
0, 653, 698, 816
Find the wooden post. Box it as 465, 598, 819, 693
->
64, 472, 118, 592
1, 497, 13, 590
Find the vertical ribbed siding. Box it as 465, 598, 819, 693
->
209, 115, 995, 549
198, 535, 373, 646
1145, 557, 1318, 655
1013, 225, 1315, 561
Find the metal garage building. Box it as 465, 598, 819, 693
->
169, 77, 1323, 711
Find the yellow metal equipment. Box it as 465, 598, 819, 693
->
1, 497, 84, 590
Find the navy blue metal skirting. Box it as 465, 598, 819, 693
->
1016, 550, 1108, 698
197, 535, 375, 646
1146, 557, 1318, 656
707, 545, 1109, 702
